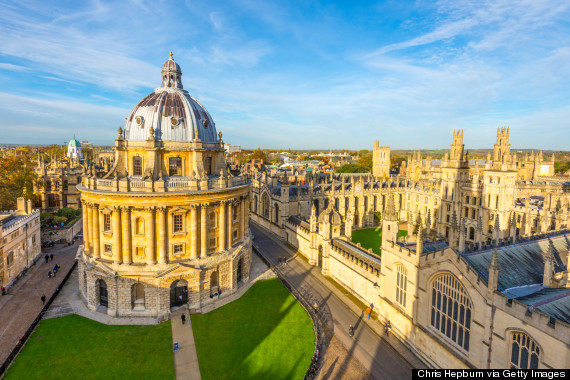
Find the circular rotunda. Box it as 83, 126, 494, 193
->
78, 53, 252, 317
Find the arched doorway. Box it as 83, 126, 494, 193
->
318, 245, 323, 268
210, 271, 219, 296
236, 259, 243, 285
170, 279, 188, 308
98, 279, 108, 307
131, 283, 145, 310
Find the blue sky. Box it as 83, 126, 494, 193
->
0, 0, 569, 150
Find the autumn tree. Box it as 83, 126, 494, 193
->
0, 156, 38, 210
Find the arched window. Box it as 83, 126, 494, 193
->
510, 332, 540, 369
430, 273, 472, 351
133, 156, 142, 176
169, 157, 182, 177
204, 157, 212, 175
396, 264, 407, 307
262, 193, 270, 218
135, 217, 145, 235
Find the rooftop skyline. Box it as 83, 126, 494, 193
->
0, 0, 569, 149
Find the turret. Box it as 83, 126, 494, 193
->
382, 193, 399, 246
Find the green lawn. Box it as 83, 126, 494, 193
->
351, 227, 408, 255
191, 278, 315, 380
4, 315, 174, 380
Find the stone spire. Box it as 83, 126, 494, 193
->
459, 217, 466, 251
416, 214, 423, 256
488, 248, 500, 296
494, 213, 500, 244
543, 240, 555, 287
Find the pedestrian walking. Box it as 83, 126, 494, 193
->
348, 324, 354, 337
181, 313, 186, 325
1, 286, 6, 296
48, 271, 52, 279
44, 254, 49, 263
50, 254, 54, 262
41, 295, 46, 305
365, 306, 371, 319
385, 320, 392, 335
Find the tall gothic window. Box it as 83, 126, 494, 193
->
430, 273, 472, 352
510, 332, 539, 369
396, 264, 407, 307
169, 157, 182, 177
133, 156, 142, 176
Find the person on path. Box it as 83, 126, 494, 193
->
44, 254, 49, 263
50, 254, 54, 262
348, 324, 354, 337
181, 313, 186, 325
365, 306, 371, 319
41, 295, 46, 305
48, 271, 52, 279
385, 320, 392, 335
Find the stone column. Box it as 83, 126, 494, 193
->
112, 206, 122, 264
227, 201, 233, 248
147, 207, 156, 264
219, 201, 226, 251
82, 201, 90, 254
190, 205, 198, 259
92, 204, 100, 258
239, 198, 245, 240
87, 204, 94, 255
200, 203, 207, 257
157, 207, 167, 264
121, 206, 132, 264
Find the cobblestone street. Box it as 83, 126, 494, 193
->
0, 241, 79, 364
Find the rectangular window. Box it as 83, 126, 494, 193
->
173, 214, 183, 232
169, 157, 183, 177
173, 244, 184, 255
136, 247, 145, 257
233, 230, 238, 240
7, 252, 14, 267
472, 209, 476, 219
446, 215, 450, 223
104, 244, 112, 255
103, 214, 111, 232
133, 156, 142, 176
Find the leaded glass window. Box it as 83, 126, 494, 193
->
510, 332, 539, 369
396, 264, 407, 307
430, 274, 472, 351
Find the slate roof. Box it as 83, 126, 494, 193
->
460, 233, 569, 291
513, 287, 570, 324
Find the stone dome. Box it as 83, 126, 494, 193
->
123, 53, 218, 143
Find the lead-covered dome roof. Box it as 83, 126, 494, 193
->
123, 53, 218, 143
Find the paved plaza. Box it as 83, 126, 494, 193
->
0, 241, 78, 364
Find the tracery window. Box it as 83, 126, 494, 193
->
430, 273, 472, 352
169, 157, 182, 177
395, 264, 407, 307
133, 156, 142, 176
510, 332, 539, 369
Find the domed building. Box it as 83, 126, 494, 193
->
78, 53, 252, 317
67, 136, 83, 161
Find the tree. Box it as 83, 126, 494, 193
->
336, 164, 369, 173
251, 148, 267, 162
0, 156, 38, 210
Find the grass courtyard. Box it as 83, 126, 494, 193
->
351, 227, 408, 255
191, 278, 315, 380
4, 315, 174, 380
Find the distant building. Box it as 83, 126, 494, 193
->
67, 136, 84, 161
224, 144, 241, 154
0, 198, 41, 289
372, 140, 391, 178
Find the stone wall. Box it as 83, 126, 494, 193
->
41, 217, 83, 243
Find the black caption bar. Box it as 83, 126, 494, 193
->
412, 369, 568, 380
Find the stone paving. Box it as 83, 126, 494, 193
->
171, 307, 202, 380
0, 241, 78, 364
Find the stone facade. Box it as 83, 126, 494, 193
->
372, 140, 390, 178
250, 127, 570, 369
0, 198, 41, 288
77, 54, 252, 318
